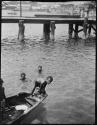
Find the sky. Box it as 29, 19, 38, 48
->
3, 1, 91, 5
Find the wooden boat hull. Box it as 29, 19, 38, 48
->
0, 92, 48, 124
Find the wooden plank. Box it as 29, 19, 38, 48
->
91, 25, 96, 31
1, 16, 96, 24
78, 28, 83, 33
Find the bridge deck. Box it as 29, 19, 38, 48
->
1, 16, 96, 24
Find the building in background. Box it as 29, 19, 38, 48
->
1, 1, 96, 18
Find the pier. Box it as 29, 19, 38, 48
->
1, 16, 96, 41
2, 16, 96, 24
1, 0, 96, 41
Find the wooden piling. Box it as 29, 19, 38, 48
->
68, 24, 73, 39
43, 22, 50, 34
83, 17, 88, 38
74, 24, 79, 39
88, 24, 91, 36
43, 22, 50, 40
18, 20, 25, 42
50, 21, 56, 40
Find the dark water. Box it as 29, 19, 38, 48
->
1, 24, 95, 124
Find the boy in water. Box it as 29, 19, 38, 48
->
31, 76, 53, 96
36, 65, 44, 83
20, 73, 27, 81
38, 65, 42, 74
20, 73, 32, 92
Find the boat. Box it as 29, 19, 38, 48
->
0, 92, 48, 124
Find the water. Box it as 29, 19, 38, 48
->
1, 24, 95, 124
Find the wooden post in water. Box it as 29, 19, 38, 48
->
18, 20, 25, 42
50, 21, 56, 41
88, 24, 91, 36
74, 24, 79, 39
83, 17, 88, 39
43, 22, 50, 40
43, 22, 50, 33
83, 8, 89, 39
68, 24, 73, 39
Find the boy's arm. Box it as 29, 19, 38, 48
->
31, 86, 36, 95
31, 81, 37, 95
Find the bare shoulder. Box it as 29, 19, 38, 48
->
36, 78, 45, 83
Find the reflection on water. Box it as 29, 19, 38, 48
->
1, 24, 95, 124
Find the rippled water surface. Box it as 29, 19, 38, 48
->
1, 24, 95, 124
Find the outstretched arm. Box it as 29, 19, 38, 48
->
31, 80, 37, 95
31, 86, 36, 95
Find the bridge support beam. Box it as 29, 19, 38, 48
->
50, 21, 56, 41
83, 17, 88, 39
43, 22, 50, 40
68, 24, 73, 39
88, 24, 92, 36
18, 20, 25, 42
74, 24, 79, 39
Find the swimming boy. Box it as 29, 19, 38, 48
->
36, 65, 44, 83
20, 73, 32, 92
38, 65, 42, 74
20, 73, 26, 81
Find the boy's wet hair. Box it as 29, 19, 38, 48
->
21, 73, 26, 77
38, 65, 42, 72
47, 76, 53, 83
38, 65, 42, 69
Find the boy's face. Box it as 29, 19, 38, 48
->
21, 74, 25, 79
38, 66, 42, 71
46, 77, 51, 84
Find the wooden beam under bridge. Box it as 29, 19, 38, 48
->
1, 16, 96, 24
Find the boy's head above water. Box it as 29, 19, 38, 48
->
46, 76, 53, 84
38, 65, 42, 73
20, 73, 26, 80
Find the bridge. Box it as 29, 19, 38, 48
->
1, 1, 96, 41
1, 16, 96, 24
1, 15, 96, 41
